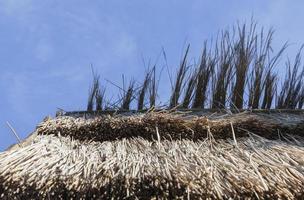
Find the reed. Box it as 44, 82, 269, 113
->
298, 87, 304, 109
169, 44, 190, 108
261, 71, 277, 109
4, 19, 304, 200
95, 86, 105, 111
181, 68, 196, 108
260, 43, 287, 109
85, 21, 303, 111
149, 66, 157, 108
121, 80, 135, 110
192, 42, 216, 109
212, 31, 234, 109
37, 111, 304, 142
87, 70, 100, 111
248, 28, 273, 108
231, 22, 256, 109
137, 70, 151, 110
277, 47, 304, 109
2, 111, 304, 199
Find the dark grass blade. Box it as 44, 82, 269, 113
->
149, 66, 157, 108
192, 42, 216, 109
121, 80, 135, 110
248, 28, 273, 108
87, 70, 100, 111
84, 20, 304, 111
277, 46, 304, 109
169, 44, 190, 108
231, 22, 257, 109
261, 71, 277, 109
298, 86, 304, 109
181, 69, 197, 108
137, 70, 151, 110
95, 86, 106, 111
212, 31, 234, 109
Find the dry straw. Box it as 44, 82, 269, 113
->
1, 131, 304, 199
1, 111, 304, 199
37, 111, 304, 142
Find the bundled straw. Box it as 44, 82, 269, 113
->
1, 133, 304, 199
37, 112, 304, 142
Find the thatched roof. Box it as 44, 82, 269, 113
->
1, 111, 304, 199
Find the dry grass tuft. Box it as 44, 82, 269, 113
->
121, 80, 135, 110
192, 42, 215, 109
87, 70, 100, 112
261, 71, 277, 109
85, 21, 303, 111
231, 22, 256, 109
212, 32, 234, 109
181, 69, 197, 108
137, 70, 151, 110
277, 46, 304, 109
95, 86, 106, 111
169, 44, 190, 108
149, 66, 157, 108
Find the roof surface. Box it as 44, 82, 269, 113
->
1, 111, 304, 199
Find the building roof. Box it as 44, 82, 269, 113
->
1, 111, 304, 199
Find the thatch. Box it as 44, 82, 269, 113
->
3, 20, 304, 199
1, 111, 304, 199
38, 111, 304, 142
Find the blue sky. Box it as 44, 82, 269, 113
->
1, 0, 304, 150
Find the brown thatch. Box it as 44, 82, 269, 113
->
1, 111, 304, 199
37, 111, 304, 142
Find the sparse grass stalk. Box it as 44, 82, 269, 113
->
137, 70, 151, 110
212, 32, 234, 109
248, 29, 273, 108
85, 21, 304, 111
169, 44, 190, 108
181, 69, 197, 108
277, 47, 304, 109
95, 86, 106, 111
149, 66, 157, 108
298, 87, 304, 109
192, 42, 216, 109
87, 70, 100, 111
231, 22, 256, 109
121, 80, 135, 110
261, 71, 277, 109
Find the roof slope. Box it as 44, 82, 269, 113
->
1, 111, 304, 199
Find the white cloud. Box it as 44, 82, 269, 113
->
112, 33, 137, 59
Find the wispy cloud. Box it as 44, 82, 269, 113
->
34, 39, 53, 62
0, 0, 36, 25
0, 0, 34, 14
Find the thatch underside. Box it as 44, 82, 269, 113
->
1, 134, 304, 199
